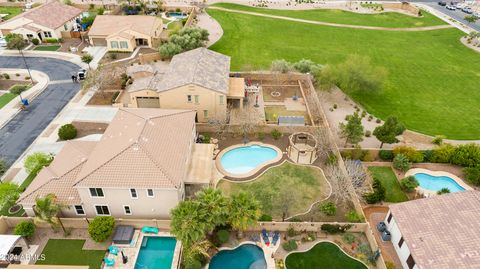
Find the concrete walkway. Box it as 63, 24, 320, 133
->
196, 11, 224, 47
208, 6, 455, 31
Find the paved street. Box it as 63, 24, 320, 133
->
0, 56, 80, 165
415, 0, 480, 32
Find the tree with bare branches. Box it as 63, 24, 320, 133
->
324, 164, 353, 208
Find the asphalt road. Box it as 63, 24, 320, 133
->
416, 1, 480, 32
0, 56, 80, 165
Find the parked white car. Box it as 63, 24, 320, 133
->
0, 37, 7, 47
446, 4, 456, 10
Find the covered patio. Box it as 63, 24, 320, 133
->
0, 235, 33, 265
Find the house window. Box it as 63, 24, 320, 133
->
194, 95, 199, 104
387, 213, 393, 223
111, 41, 119, 49
124, 205, 132, 215
219, 95, 224, 105
406, 255, 415, 269
43, 31, 52, 38
89, 188, 104, 197
147, 189, 154, 197
120, 41, 128, 49
130, 188, 137, 198
95, 205, 110, 215
74, 205, 85, 215
187, 95, 192, 102
398, 237, 404, 248
203, 110, 208, 118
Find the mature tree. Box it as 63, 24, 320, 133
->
339, 112, 364, 146
159, 27, 209, 58
277, 186, 299, 221
373, 116, 406, 148
228, 192, 261, 237
344, 159, 368, 192
324, 164, 354, 208
464, 15, 479, 25
0, 182, 20, 212
6, 33, 34, 84
170, 200, 208, 246
313, 127, 334, 162
81, 54, 94, 69
195, 188, 228, 232
24, 152, 53, 174
33, 194, 69, 233
88, 216, 115, 242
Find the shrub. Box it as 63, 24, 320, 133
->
58, 124, 77, 140
432, 144, 455, 163
393, 154, 410, 172
432, 135, 445, 145
202, 133, 211, 144
342, 232, 356, 244
450, 143, 480, 167
111, 91, 120, 103
422, 150, 434, 162
464, 167, 480, 186
0, 158, 7, 176
257, 132, 265, 141
24, 152, 53, 174
378, 150, 393, 161
271, 129, 282, 140
14, 221, 35, 237
110, 53, 118, 60
286, 225, 298, 237
319, 201, 336, 216
400, 176, 419, 192
282, 239, 298, 251
24, 76, 30, 80
321, 224, 352, 234
393, 146, 423, 163
3, 73, 10, 79
15, 73, 20, 77
271, 59, 292, 73
259, 214, 272, 221
345, 210, 363, 222
216, 230, 230, 244
9, 85, 28, 95
31, 38, 39, 45
376, 119, 381, 123
44, 38, 58, 43
385, 261, 397, 269
437, 188, 450, 195
364, 178, 385, 204
326, 152, 337, 165
365, 130, 371, 137
88, 216, 115, 242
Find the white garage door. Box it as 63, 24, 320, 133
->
136, 97, 160, 108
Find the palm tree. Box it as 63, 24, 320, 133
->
228, 192, 261, 238
182, 239, 213, 268
33, 194, 69, 233
195, 188, 228, 232
170, 200, 208, 246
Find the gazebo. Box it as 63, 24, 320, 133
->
287, 132, 318, 164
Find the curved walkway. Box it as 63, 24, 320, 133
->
196, 11, 224, 47
208, 6, 454, 31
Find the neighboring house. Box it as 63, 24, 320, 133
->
384, 191, 480, 269
127, 48, 245, 123
0, 1, 82, 41
18, 108, 215, 219
88, 15, 163, 52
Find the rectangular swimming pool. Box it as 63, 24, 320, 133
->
134, 236, 177, 269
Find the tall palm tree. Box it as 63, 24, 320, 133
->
228, 192, 261, 238
170, 200, 207, 246
195, 188, 228, 232
33, 194, 69, 233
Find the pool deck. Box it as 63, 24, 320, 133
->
215, 142, 284, 180
104, 231, 181, 269
405, 168, 473, 197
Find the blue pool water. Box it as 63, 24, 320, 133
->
167, 12, 187, 19
209, 244, 267, 269
220, 145, 279, 174
414, 173, 465, 193
134, 237, 177, 269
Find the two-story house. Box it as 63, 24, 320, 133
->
18, 108, 214, 219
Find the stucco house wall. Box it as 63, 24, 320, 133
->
385, 211, 418, 269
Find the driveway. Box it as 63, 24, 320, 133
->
0, 56, 80, 165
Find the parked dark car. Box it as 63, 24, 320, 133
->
438, 1, 447, 6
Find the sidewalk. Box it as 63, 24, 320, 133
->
0, 69, 49, 129
415, 3, 476, 34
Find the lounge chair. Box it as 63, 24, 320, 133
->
272, 231, 280, 246
104, 257, 115, 267
141, 226, 159, 234
108, 245, 119, 255
261, 229, 270, 245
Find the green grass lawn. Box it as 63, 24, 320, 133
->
264, 106, 310, 124
368, 166, 408, 203
207, 8, 480, 139
286, 241, 367, 269
0, 93, 16, 109
0, 6, 22, 20
33, 45, 61, 51
211, 3, 446, 28
217, 162, 330, 219
36, 239, 105, 269
167, 20, 183, 32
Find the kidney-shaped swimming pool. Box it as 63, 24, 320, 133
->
219, 144, 281, 176
209, 244, 267, 269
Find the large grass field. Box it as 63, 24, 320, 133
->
36, 239, 105, 269
217, 162, 330, 219
0, 6, 22, 20
286, 241, 367, 269
212, 3, 446, 28
368, 166, 408, 203
207, 8, 480, 139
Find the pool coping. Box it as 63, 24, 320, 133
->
206, 241, 274, 269
130, 232, 182, 269
283, 240, 369, 269
405, 168, 473, 197
215, 142, 283, 179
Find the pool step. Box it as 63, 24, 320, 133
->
141, 237, 148, 248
